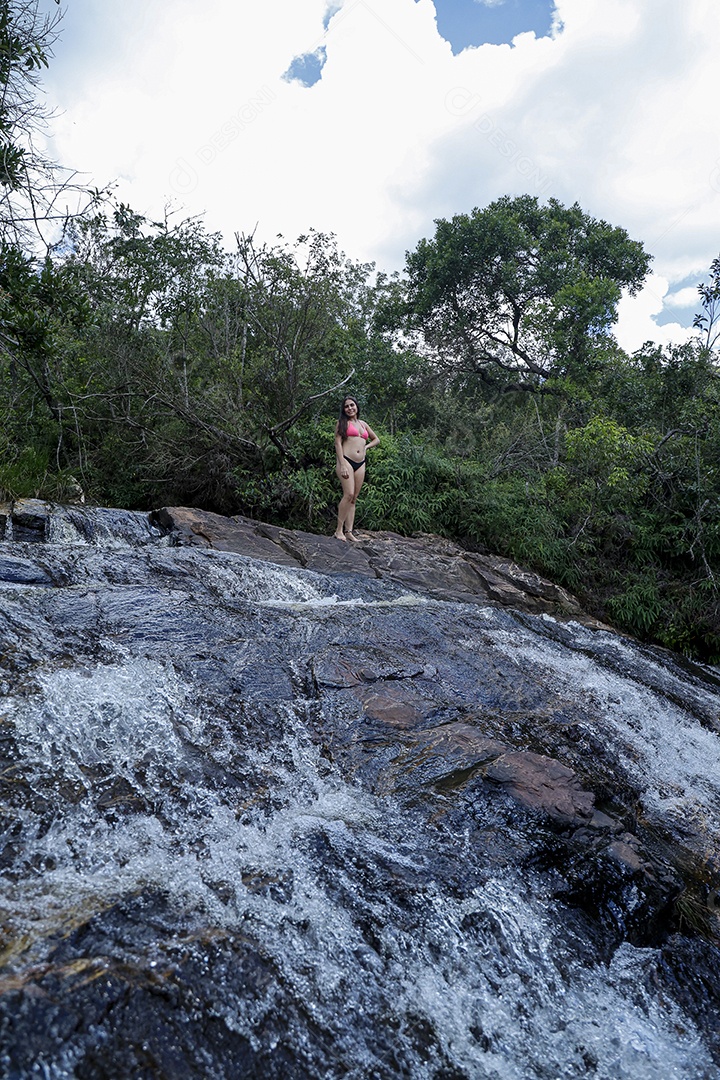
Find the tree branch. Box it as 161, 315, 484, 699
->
267, 368, 356, 438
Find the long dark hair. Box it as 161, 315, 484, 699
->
337, 396, 360, 440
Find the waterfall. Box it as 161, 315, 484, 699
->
0, 507, 718, 1079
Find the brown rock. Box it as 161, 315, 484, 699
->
354, 683, 430, 729
483, 751, 595, 825
257, 522, 374, 575
151, 508, 300, 565
383, 721, 507, 793
152, 508, 587, 620
606, 834, 651, 874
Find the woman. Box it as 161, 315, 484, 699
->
333, 396, 379, 541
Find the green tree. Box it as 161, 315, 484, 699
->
0, 240, 92, 498
50, 216, 371, 509
693, 255, 720, 354
222, 229, 363, 458
404, 195, 651, 391
0, 0, 105, 500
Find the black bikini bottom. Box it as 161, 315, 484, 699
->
344, 455, 366, 473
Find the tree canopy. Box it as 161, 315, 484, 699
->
404, 195, 651, 390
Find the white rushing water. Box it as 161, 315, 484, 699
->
2, 641, 716, 1078
470, 614, 720, 843
1, 529, 719, 1078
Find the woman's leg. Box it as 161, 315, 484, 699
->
344, 465, 365, 539
334, 463, 356, 539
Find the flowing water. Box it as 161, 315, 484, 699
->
0, 507, 718, 1078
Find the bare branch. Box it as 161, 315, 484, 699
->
268, 368, 356, 438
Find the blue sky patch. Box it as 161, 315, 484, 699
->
655, 272, 703, 328
286, 1, 556, 88
431, 0, 556, 53
283, 46, 328, 88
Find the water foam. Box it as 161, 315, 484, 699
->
465, 617, 720, 838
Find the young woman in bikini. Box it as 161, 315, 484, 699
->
334, 396, 379, 541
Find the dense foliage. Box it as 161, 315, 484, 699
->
1, 1, 719, 660
403, 195, 651, 390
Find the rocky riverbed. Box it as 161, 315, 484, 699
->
0, 500, 719, 1078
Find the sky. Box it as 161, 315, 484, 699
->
38, 0, 720, 353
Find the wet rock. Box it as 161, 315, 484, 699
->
649, 934, 720, 1063
606, 832, 652, 874
1, 501, 720, 1076
94, 776, 149, 812
375, 721, 508, 796
257, 521, 375, 575
0, 555, 53, 585
153, 507, 588, 619
0, 914, 292, 1080
354, 682, 434, 730
553, 827, 685, 947
7, 499, 51, 542
313, 651, 430, 690
313, 657, 368, 688
483, 751, 596, 826
586, 809, 624, 833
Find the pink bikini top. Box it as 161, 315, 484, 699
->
346, 422, 368, 440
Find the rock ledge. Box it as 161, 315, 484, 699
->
151, 506, 593, 621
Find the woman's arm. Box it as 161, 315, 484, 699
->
364, 423, 380, 450
335, 427, 349, 477
335, 426, 344, 463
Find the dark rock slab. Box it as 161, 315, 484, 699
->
376, 721, 508, 795
361, 534, 488, 594
151, 507, 300, 565
556, 826, 685, 947
468, 552, 582, 611
0, 499, 718, 1073
0, 554, 53, 585
353, 681, 434, 730
256, 521, 375, 575
8, 498, 52, 542
313, 653, 430, 689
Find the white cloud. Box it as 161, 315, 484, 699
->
665, 286, 701, 310
616, 275, 696, 354
40, 0, 720, 349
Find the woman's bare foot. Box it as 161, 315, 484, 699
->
333, 532, 347, 541
345, 532, 360, 542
